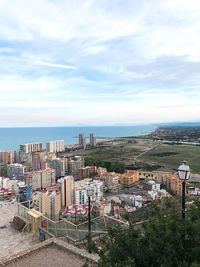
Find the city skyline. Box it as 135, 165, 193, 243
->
0, 0, 200, 126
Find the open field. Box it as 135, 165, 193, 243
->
141, 143, 200, 172
77, 138, 200, 173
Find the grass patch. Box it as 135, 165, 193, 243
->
149, 151, 179, 157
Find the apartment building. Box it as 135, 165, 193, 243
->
7, 163, 26, 180
139, 171, 182, 196
58, 176, 74, 207
35, 188, 61, 221
120, 170, 140, 187
74, 179, 104, 205
46, 140, 65, 153
68, 156, 84, 176
20, 143, 42, 153
79, 134, 86, 149
25, 168, 56, 190
79, 166, 95, 179
0, 151, 14, 165
101, 172, 121, 192
31, 150, 47, 170
90, 133, 96, 147
47, 157, 67, 178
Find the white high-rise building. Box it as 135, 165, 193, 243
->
20, 143, 42, 153
90, 133, 96, 147
46, 140, 65, 153
79, 134, 86, 149
74, 179, 104, 205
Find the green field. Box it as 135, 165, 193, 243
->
77, 138, 200, 173
141, 143, 200, 173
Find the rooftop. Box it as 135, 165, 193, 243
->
5, 245, 86, 267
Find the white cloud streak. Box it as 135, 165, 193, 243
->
0, 0, 200, 126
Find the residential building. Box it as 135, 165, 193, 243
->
0, 177, 19, 192
101, 172, 121, 192
143, 180, 160, 191
0, 151, 14, 165
14, 150, 27, 163
74, 178, 104, 205
20, 143, 42, 153
47, 158, 65, 178
97, 167, 108, 177
140, 171, 182, 196
46, 140, 65, 153
31, 151, 47, 170
79, 166, 94, 179
17, 184, 32, 203
7, 163, 26, 180
25, 168, 56, 190
68, 156, 84, 176
35, 188, 61, 221
165, 174, 182, 195
79, 134, 86, 149
90, 133, 96, 147
120, 170, 140, 187
58, 176, 74, 207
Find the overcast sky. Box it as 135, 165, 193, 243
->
0, 0, 200, 126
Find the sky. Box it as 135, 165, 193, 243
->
0, 0, 200, 127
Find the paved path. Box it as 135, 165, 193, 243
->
0, 203, 39, 260
134, 142, 162, 160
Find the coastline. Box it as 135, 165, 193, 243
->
0, 125, 157, 151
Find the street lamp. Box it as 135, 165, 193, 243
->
86, 183, 94, 253
178, 161, 191, 219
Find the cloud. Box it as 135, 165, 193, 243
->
34, 61, 77, 70
0, 0, 200, 126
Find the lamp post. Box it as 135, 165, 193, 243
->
178, 161, 191, 219
86, 183, 94, 253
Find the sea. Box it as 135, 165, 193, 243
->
0, 125, 157, 151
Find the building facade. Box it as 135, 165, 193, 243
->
46, 140, 65, 153
7, 163, 26, 180
25, 168, 56, 190
120, 170, 140, 187
90, 133, 96, 147
68, 156, 84, 176
35, 188, 61, 221
20, 143, 42, 153
0, 151, 14, 165
79, 134, 86, 149
58, 176, 74, 207
74, 179, 104, 205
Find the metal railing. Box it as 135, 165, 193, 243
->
17, 202, 129, 242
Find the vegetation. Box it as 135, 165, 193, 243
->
149, 126, 200, 142
78, 136, 200, 173
85, 157, 126, 173
149, 151, 179, 157
95, 200, 200, 267
142, 144, 200, 172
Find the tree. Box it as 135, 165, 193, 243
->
97, 200, 200, 267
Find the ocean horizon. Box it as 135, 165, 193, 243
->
0, 125, 157, 151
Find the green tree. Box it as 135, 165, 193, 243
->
97, 200, 200, 267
